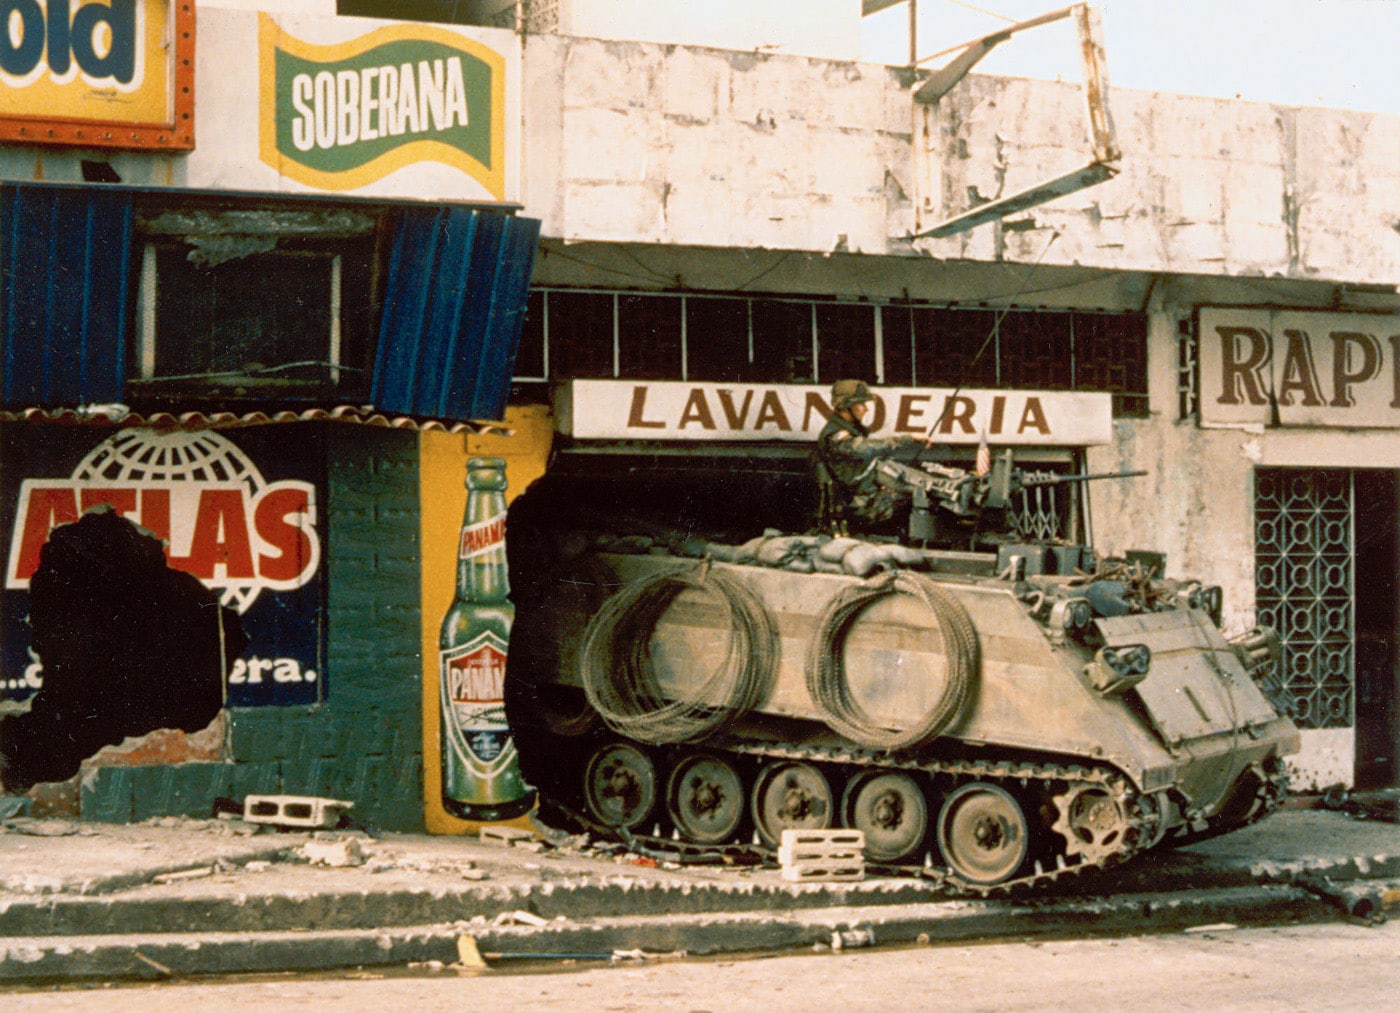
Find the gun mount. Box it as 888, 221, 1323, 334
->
868, 450, 1146, 548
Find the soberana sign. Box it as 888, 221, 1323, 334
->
260, 16, 503, 196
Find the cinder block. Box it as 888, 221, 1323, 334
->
780, 860, 865, 883
778, 828, 866, 883
777, 843, 865, 865
779, 828, 864, 850
243, 794, 354, 829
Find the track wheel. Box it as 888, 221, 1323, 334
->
842, 771, 929, 863
936, 782, 1030, 886
751, 762, 833, 848
666, 754, 746, 844
583, 743, 656, 830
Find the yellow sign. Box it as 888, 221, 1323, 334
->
0, 0, 193, 150
259, 16, 505, 197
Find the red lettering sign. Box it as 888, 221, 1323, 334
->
447, 643, 507, 704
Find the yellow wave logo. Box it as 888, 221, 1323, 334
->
258, 14, 504, 196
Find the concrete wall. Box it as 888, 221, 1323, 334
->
557, 0, 862, 61
522, 35, 1400, 288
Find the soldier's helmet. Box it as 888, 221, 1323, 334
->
831, 379, 874, 411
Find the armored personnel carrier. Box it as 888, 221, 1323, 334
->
506, 452, 1299, 892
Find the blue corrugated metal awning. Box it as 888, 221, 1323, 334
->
1, 186, 133, 407
0, 183, 538, 424
373, 206, 540, 422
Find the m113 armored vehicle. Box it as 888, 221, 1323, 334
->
507, 451, 1300, 892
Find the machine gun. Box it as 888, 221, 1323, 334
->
867, 450, 1145, 547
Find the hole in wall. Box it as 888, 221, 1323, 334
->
0, 508, 246, 792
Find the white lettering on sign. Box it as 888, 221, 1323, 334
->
1200, 307, 1400, 428
228, 656, 318, 684
4, 431, 319, 614
556, 380, 1113, 446
289, 57, 470, 153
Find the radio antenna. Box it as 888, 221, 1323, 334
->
920, 229, 1061, 453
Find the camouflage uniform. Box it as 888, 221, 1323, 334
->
816, 380, 925, 528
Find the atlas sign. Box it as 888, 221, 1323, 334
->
0, 0, 194, 149
556, 380, 1114, 446
4, 431, 319, 612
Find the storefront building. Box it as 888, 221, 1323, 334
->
1, 1, 1396, 829
0, 1, 544, 833
504, 6, 1400, 794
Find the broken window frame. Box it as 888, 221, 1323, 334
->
128, 209, 384, 406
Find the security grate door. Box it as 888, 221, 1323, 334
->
1254, 469, 1353, 729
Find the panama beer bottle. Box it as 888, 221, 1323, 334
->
439, 457, 534, 821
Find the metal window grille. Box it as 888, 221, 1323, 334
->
518, 287, 1148, 415
1008, 471, 1067, 541
1177, 318, 1199, 420
1254, 468, 1354, 729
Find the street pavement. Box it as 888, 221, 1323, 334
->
1, 801, 1398, 984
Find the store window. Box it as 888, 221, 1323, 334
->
129, 210, 380, 405
521, 288, 1149, 418
133, 240, 375, 402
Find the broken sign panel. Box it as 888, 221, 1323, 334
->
0, 425, 327, 714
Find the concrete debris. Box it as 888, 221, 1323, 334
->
152, 866, 214, 884
3, 818, 78, 837
479, 826, 534, 847
244, 861, 271, 873
611, 948, 687, 962
300, 838, 365, 868
830, 928, 875, 950
1182, 922, 1238, 933
461, 868, 490, 881
2, 873, 64, 894
492, 909, 548, 927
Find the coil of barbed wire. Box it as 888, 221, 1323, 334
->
805, 570, 979, 752
578, 564, 777, 744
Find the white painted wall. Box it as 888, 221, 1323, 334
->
521, 34, 1400, 288
557, 0, 862, 61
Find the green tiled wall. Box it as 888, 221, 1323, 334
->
81, 425, 426, 831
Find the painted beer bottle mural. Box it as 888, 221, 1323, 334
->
439, 457, 534, 820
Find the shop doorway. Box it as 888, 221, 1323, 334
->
1255, 468, 1398, 790
1353, 471, 1398, 788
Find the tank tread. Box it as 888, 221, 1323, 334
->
1163, 757, 1289, 849
725, 739, 1155, 897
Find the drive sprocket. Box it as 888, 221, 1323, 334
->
1051, 778, 1136, 864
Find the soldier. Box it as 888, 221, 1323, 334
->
815, 379, 937, 533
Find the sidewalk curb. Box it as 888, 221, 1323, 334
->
0, 882, 1374, 984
